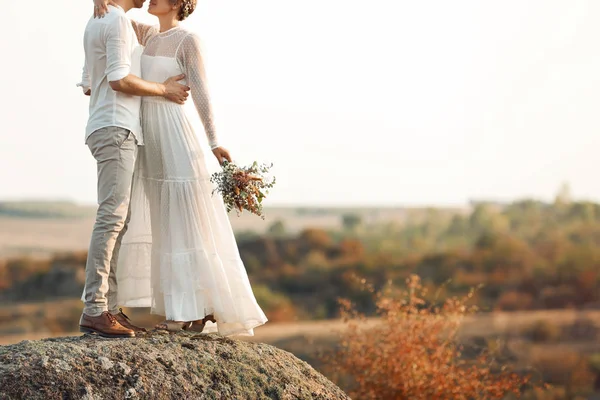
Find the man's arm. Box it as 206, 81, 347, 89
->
109, 75, 165, 97
109, 74, 189, 104
77, 58, 91, 96
105, 15, 189, 103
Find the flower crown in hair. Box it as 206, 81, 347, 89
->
182, 0, 192, 18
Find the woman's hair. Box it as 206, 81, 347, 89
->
169, 0, 197, 21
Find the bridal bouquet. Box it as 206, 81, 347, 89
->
210, 161, 276, 219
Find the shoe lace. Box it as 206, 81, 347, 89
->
119, 308, 130, 321
105, 312, 118, 325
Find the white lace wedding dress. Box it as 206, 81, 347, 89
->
116, 22, 267, 336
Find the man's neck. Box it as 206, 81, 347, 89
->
113, 0, 135, 13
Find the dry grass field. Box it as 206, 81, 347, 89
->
0, 205, 457, 259
3, 202, 598, 396
0, 217, 96, 259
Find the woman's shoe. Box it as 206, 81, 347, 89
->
188, 314, 216, 333
154, 320, 192, 332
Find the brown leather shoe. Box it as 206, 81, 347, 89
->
79, 311, 135, 338
114, 308, 147, 334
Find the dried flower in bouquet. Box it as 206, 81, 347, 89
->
210, 161, 276, 219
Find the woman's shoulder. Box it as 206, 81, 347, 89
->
177, 29, 205, 50
178, 28, 202, 42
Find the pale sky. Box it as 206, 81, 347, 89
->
1, 0, 599, 206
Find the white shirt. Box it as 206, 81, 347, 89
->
78, 5, 143, 144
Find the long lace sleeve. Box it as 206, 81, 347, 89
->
177, 33, 218, 149
131, 20, 158, 46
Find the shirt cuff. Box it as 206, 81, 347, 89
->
107, 67, 129, 82
76, 82, 91, 93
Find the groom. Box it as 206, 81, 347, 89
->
78, 0, 190, 338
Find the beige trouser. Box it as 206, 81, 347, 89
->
83, 127, 137, 317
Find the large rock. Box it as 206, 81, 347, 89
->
0, 332, 349, 400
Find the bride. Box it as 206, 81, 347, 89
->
94, 0, 267, 336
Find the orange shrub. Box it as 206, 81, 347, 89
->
326, 275, 535, 399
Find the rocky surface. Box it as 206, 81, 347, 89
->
0, 331, 349, 400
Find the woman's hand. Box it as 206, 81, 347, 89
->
94, 0, 118, 18
212, 147, 232, 166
